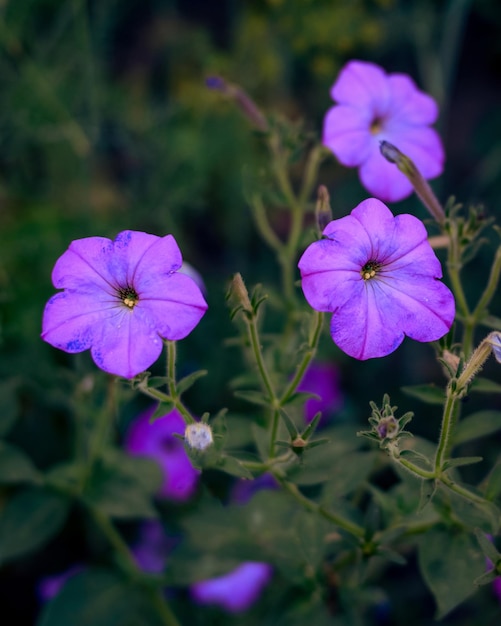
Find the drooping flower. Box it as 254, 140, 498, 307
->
323, 60, 444, 202
190, 562, 273, 613
298, 198, 455, 360
41, 231, 208, 378
297, 361, 343, 424
124, 405, 200, 501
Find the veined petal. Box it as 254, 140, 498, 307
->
330, 281, 404, 359
387, 74, 439, 124
132, 234, 183, 289
52, 237, 116, 292
358, 149, 414, 202
331, 60, 390, 114
110, 231, 161, 285
378, 274, 455, 340
323, 105, 373, 166
140, 273, 208, 340
90, 307, 163, 378
41, 290, 117, 353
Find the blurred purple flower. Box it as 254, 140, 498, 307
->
297, 361, 343, 423
42, 231, 207, 378
191, 562, 273, 613
125, 405, 200, 501
494, 577, 501, 603
323, 60, 444, 202
298, 198, 455, 360
231, 473, 278, 505
37, 565, 83, 602
131, 520, 174, 574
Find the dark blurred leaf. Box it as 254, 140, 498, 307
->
401, 385, 444, 405
83, 453, 161, 520
0, 380, 18, 436
0, 487, 70, 565
37, 567, 163, 626
418, 527, 485, 619
0, 441, 41, 484
176, 369, 208, 395
215, 454, 254, 479
452, 410, 501, 445
321, 451, 377, 502
469, 377, 501, 393
234, 390, 270, 406
484, 460, 501, 501
442, 456, 483, 470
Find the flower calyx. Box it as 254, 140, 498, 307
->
358, 394, 413, 456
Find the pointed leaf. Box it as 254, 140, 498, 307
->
176, 369, 208, 395
233, 390, 270, 407
452, 410, 501, 446
216, 455, 254, 479
442, 456, 483, 470
150, 401, 175, 422
401, 384, 444, 405
470, 377, 501, 394
0, 487, 70, 565
0, 442, 41, 484
418, 528, 485, 618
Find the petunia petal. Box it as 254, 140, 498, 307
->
385, 126, 444, 179
331, 60, 390, 114
387, 74, 439, 125
42, 290, 115, 353
358, 148, 414, 202
330, 281, 404, 359
130, 233, 183, 288
140, 273, 208, 341
322, 105, 373, 166
52, 237, 116, 292
90, 307, 163, 378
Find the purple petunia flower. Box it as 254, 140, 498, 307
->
323, 60, 444, 202
37, 564, 84, 602
297, 361, 343, 424
41, 231, 208, 378
124, 405, 200, 501
190, 562, 273, 613
298, 198, 455, 360
131, 520, 174, 574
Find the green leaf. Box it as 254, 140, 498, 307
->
37, 567, 163, 626
0, 380, 18, 436
452, 410, 501, 446
215, 455, 254, 479
0, 487, 70, 565
176, 369, 208, 395
321, 451, 376, 501
474, 528, 500, 563
150, 402, 175, 422
0, 441, 41, 484
469, 377, 501, 394
418, 527, 485, 618
401, 384, 444, 405
484, 460, 501, 501
83, 453, 161, 519
233, 389, 270, 407
442, 456, 483, 470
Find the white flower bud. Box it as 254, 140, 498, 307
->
185, 423, 213, 451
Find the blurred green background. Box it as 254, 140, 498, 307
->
1, 0, 501, 624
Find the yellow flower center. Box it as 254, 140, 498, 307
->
370, 116, 383, 135
119, 286, 139, 309
361, 261, 382, 281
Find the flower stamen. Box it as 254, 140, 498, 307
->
361, 260, 382, 281
119, 286, 139, 309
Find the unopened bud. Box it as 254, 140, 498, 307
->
206, 76, 268, 132
229, 273, 253, 313
456, 333, 500, 391
315, 185, 333, 234
376, 416, 399, 440
379, 140, 445, 225
185, 423, 213, 451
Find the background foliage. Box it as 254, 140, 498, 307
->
1, 0, 501, 624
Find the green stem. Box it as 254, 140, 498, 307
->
247, 312, 278, 406
395, 456, 435, 480
249, 194, 283, 254
166, 341, 177, 398
280, 311, 324, 406
434, 388, 459, 475
472, 247, 501, 322
88, 506, 180, 626
275, 475, 365, 539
